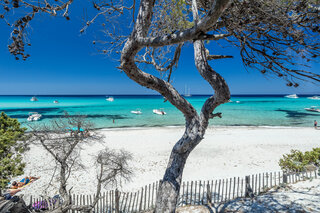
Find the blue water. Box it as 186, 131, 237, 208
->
0, 95, 319, 129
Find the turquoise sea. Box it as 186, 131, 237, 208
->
0, 95, 319, 129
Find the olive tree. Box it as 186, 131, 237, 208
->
1, 0, 319, 212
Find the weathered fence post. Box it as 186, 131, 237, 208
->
245, 175, 253, 198
29, 196, 32, 209
283, 173, 288, 184
115, 189, 120, 213
206, 183, 212, 205
139, 187, 143, 211
190, 181, 193, 205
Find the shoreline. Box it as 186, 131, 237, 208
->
99, 125, 314, 131
16, 126, 319, 198
23, 125, 315, 133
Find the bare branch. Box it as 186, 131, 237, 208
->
207, 55, 233, 60
209, 112, 222, 119
135, 43, 183, 72
219, 0, 320, 83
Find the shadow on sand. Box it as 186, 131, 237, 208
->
215, 186, 320, 212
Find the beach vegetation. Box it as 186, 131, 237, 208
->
0, 112, 27, 194
29, 113, 133, 213
2, 0, 320, 212
279, 148, 320, 172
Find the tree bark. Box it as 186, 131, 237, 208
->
153, 1, 230, 212
59, 163, 70, 213
155, 116, 204, 212
154, 39, 230, 212
119, 0, 231, 212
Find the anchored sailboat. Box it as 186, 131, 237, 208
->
184, 85, 191, 97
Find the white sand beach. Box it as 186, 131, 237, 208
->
16, 126, 319, 198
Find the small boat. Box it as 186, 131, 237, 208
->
305, 106, 320, 113
106, 96, 114, 102
153, 109, 166, 115
30, 96, 38, 102
236, 101, 240, 103
27, 112, 42, 121
284, 94, 299, 99
131, 109, 142, 114
307, 96, 320, 100
53, 100, 59, 104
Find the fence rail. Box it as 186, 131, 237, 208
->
28, 169, 318, 212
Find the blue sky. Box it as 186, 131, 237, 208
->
0, 2, 319, 95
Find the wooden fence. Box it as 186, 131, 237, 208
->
28, 169, 318, 212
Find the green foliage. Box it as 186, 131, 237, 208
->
279, 148, 320, 172
157, 0, 193, 34
0, 112, 27, 190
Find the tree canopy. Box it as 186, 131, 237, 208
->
1, 0, 319, 85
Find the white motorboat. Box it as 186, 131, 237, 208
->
30, 96, 38, 102
284, 94, 299, 99
53, 100, 59, 104
305, 106, 320, 113
106, 96, 114, 102
131, 109, 142, 114
307, 96, 320, 100
27, 112, 42, 121
236, 101, 240, 103
153, 109, 166, 115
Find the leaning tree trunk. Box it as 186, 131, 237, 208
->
154, 41, 230, 212
119, 0, 231, 212
154, 1, 230, 210
155, 116, 204, 212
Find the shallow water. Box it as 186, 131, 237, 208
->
0, 95, 319, 128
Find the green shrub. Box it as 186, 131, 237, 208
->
279, 148, 320, 172
0, 112, 27, 192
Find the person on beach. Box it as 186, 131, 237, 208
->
11, 176, 40, 189
314, 120, 318, 129
2, 188, 22, 200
